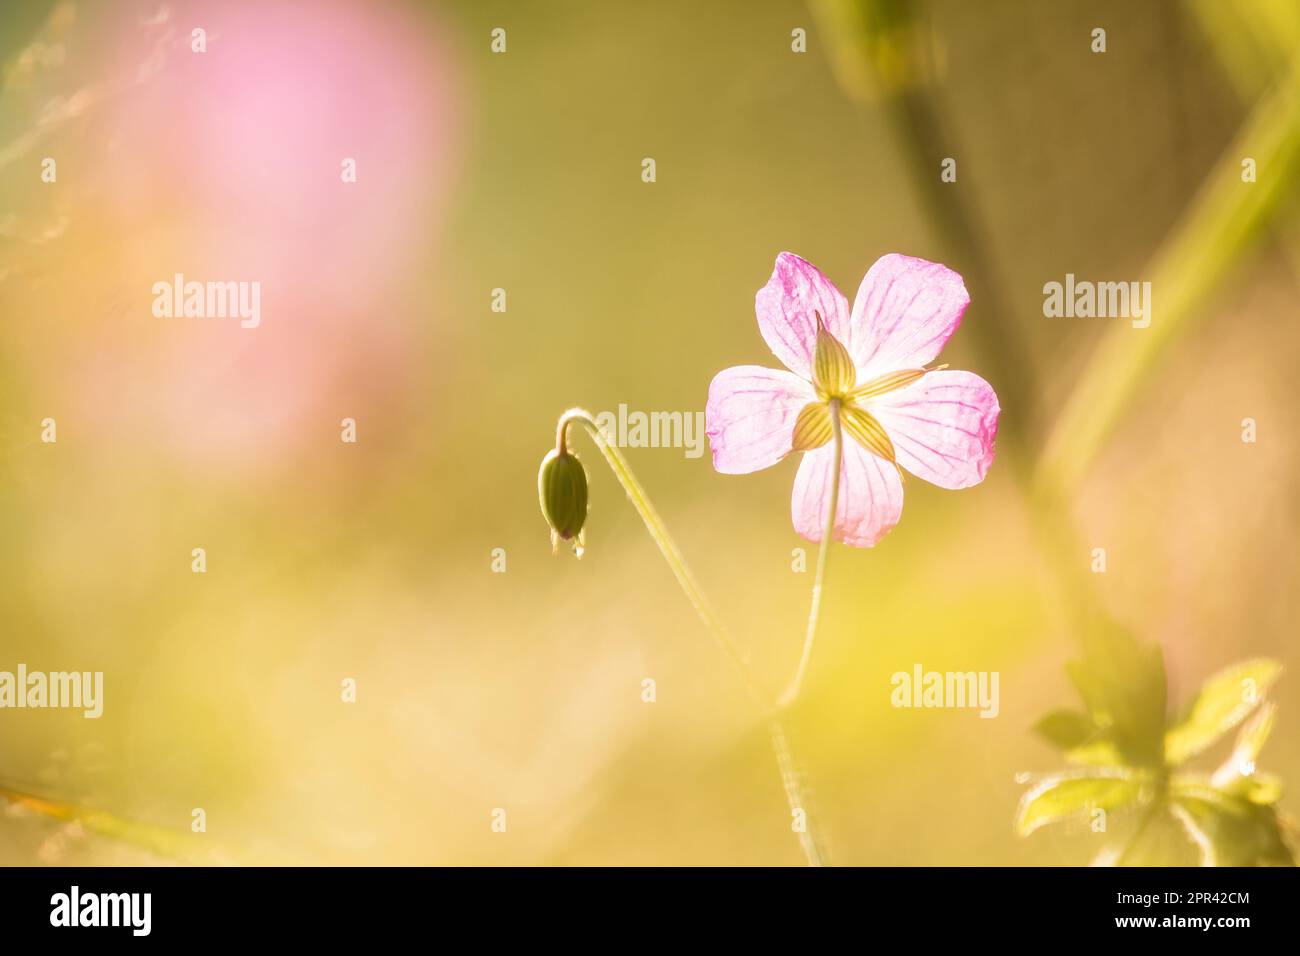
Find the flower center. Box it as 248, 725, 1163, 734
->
794, 315, 934, 464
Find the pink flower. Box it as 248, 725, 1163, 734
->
706, 253, 1000, 547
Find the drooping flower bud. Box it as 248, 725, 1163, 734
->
538, 447, 588, 553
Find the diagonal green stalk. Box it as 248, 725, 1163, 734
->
1038, 47, 1300, 497
556, 408, 827, 866
779, 399, 842, 708
0, 780, 255, 864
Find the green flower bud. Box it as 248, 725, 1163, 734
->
538, 447, 588, 553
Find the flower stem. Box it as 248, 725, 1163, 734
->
779, 398, 842, 708
555, 408, 827, 866
1116, 804, 1161, 866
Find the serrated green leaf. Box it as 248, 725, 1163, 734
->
1033, 710, 1096, 749
1169, 781, 1295, 866
1224, 773, 1284, 806
1067, 623, 1167, 767
1033, 709, 1123, 766
1016, 772, 1148, 836
1165, 659, 1281, 766
1212, 701, 1277, 788
1065, 738, 1126, 767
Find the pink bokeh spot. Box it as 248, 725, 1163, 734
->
77, 0, 466, 469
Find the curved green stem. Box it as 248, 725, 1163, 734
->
556, 408, 827, 866
779, 399, 842, 708
557, 410, 752, 698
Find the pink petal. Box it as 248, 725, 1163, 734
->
790, 438, 904, 547
755, 252, 851, 379
848, 254, 970, 379
867, 370, 1000, 489
706, 365, 816, 474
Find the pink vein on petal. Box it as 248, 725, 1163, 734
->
706, 364, 816, 474
849, 254, 969, 379
869, 369, 1000, 490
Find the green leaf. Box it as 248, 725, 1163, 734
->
1212, 701, 1277, 787
1169, 782, 1295, 866
1067, 623, 1167, 767
1016, 772, 1148, 836
1065, 739, 1126, 768
1033, 709, 1123, 767
1033, 710, 1095, 750
1165, 659, 1281, 766
1222, 773, 1284, 806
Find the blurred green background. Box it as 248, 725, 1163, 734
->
0, 0, 1297, 864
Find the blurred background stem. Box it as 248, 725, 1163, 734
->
0, 780, 244, 864
1039, 46, 1300, 498
812, 0, 1300, 649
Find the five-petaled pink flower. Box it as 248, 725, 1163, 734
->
706, 252, 1000, 547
